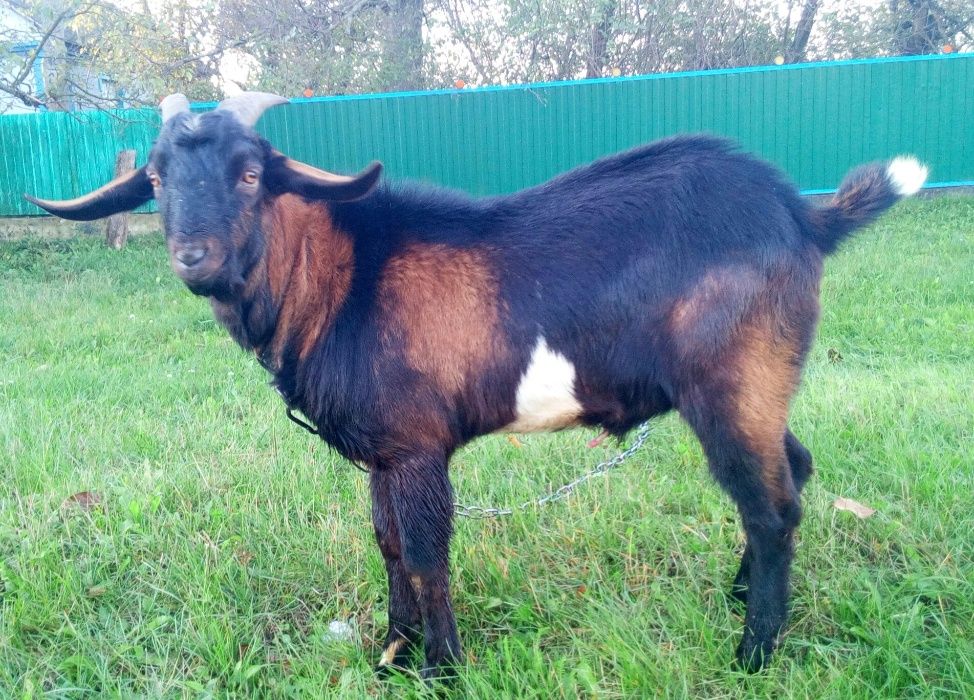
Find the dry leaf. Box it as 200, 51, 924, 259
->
62, 491, 103, 512
506, 435, 523, 449
833, 497, 876, 519
236, 549, 254, 566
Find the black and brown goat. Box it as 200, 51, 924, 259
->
26, 92, 927, 677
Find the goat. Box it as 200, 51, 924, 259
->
25, 92, 927, 678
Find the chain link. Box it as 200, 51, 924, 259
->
453, 421, 652, 519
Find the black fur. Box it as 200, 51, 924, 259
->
26, 111, 919, 678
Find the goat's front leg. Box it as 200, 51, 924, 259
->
371, 471, 422, 673
373, 453, 461, 681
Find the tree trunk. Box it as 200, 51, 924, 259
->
381, 0, 424, 91
105, 150, 136, 249
891, 0, 946, 55
586, 2, 617, 78
784, 0, 821, 63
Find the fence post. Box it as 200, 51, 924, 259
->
105, 149, 136, 249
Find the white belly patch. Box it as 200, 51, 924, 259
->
501, 336, 583, 433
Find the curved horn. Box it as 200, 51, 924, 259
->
160, 93, 190, 123
217, 91, 288, 128
265, 152, 383, 202
23, 166, 154, 221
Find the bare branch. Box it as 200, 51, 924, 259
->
9, 4, 81, 101
0, 81, 44, 107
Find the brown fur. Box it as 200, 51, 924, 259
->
669, 265, 812, 505
669, 265, 762, 336
727, 318, 801, 502
262, 194, 354, 362
378, 244, 506, 396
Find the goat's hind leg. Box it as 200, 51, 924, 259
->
785, 429, 813, 493
687, 414, 800, 671
730, 428, 812, 606
679, 318, 805, 670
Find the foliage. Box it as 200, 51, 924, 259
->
71, 0, 230, 103
215, 0, 426, 96
429, 0, 785, 85
1, 0, 232, 111
4, 0, 972, 109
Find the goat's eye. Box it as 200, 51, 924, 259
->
241, 170, 259, 185
148, 172, 161, 188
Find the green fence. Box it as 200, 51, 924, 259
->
2, 53, 972, 217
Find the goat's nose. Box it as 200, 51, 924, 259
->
175, 246, 206, 267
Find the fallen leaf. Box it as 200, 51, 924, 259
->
235, 549, 254, 566
62, 491, 103, 512
833, 497, 876, 519
86, 585, 107, 598
587, 429, 610, 448
506, 435, 523, 449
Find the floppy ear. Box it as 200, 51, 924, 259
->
24, 166, 154, 221
264, 151, 382, 202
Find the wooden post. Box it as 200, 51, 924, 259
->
105, 149, 136, 249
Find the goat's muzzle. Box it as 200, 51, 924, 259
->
175, 245, 206, 268
167, 235, 231, 297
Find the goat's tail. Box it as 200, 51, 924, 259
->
804, 156, 928, 255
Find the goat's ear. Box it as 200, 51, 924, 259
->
264, 152, 382, 202
24, 166, 154, 221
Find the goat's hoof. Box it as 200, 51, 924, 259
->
374, 663, 396, 679
374, 660, 409, 679
374, 636, 417, 677
734, 635, 776, 673
420, 661, 459, 686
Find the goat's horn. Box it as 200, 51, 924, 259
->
160, 93, 191, 123
217, 92, 288, 128
266, 151, 382, 202
23, 167, 154, 221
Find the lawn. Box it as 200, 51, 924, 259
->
0, 197, 972, 698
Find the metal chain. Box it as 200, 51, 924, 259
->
453, 421, 652, 519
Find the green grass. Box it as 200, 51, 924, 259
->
1, 197, 972, 698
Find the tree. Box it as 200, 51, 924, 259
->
428, 0, 784, 84
781, 0, 822, 63
381, 0, 425, 90
214, 0, 429, 96
888, 0, 972, 54
1, 0, 241, 112
804, 0, 972, 61
0, 0, 86, 109
4, 0, 971, 114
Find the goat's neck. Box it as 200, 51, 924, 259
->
212, 194, 354, 372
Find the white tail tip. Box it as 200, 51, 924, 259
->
886, 156, 928, 197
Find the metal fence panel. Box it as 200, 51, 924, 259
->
1, 54, 971, 217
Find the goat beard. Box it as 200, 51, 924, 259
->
185, 271, 245, 303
